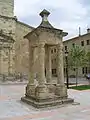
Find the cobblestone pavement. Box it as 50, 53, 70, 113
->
0, 77, 89, 85
0, 84, 90, 120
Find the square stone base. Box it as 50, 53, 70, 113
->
21, 96, 74, 108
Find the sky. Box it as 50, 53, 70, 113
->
14, 0, 90, 39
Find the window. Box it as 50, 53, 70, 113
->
82, 67, 88, 74
54, 59, 56, 62
72, 43, 75, 47
13, 57, 15, 61
52, 69, 56, 74
81, 41, 84, 46
51, 49, 53, 54
54, 48, 56, 53
64, 68, 65, 73
52, 60, 53, 64
65, 46, 67, 50
87, 40, 90, 45
82, 67, 84, 74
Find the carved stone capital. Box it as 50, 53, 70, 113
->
38, 43, 45, 48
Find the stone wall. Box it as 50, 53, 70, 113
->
0, 0, 34, 75
0, 13, 34, 75
0, 15, 16, 75
0, 0, 14, 17
0, 16, 16, 38
15, 21, 34, 74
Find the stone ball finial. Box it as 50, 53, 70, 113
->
39, 9, 50, 22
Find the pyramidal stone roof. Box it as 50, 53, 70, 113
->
39, 9, 54, 28
24, 9, 68, 39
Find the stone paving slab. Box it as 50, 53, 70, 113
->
0, 85, 90, 120
0, 77, 88, 85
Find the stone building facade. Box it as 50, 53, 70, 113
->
63, 31, 90, 77
51, 30, 90, 77
0, 0, 33, 75
15, 21, 33, 74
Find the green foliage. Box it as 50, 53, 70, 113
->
68, 45, 87, 69
86, 51, 90, 73
86, 51, 90, 64
67, 45, 87, 86
70, 85, 90, 90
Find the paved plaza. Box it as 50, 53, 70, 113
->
0, 84, 90, 120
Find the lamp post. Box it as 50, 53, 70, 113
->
65, 50, 69, 88
8, 46, 11, 75
0, 42, 3, 75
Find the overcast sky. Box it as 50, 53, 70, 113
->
14, 0, 90, 39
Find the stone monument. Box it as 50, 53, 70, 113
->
21, 9, 74, 108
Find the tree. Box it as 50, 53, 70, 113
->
68, 45, 86, 86
86, 51, 90, 73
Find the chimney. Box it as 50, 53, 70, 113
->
87, 28, 90, 33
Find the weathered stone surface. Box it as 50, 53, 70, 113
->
15, 21, 33, 74
35, 85, 49, 99
46, 46, 52, 83
21, 96, 74, 109
21, 96, 63, 108
0, 0, 14, 17
26, 84, 36, 97
57, 43, 65, 85
21, 9, 74, 108
55, 84, 67, 97
0, 0, 33, 75
46, 84, 56, 98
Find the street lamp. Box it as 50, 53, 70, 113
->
0, 42, 3, 75
65, 50, 69, 88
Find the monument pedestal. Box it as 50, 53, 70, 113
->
25, 84, 36, 97
55, 84, 67, 98
21, 84, 74, 108
46, 83, 56, 98
35, 85, 49, 99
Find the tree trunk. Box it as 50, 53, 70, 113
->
75, 68, 78, 86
